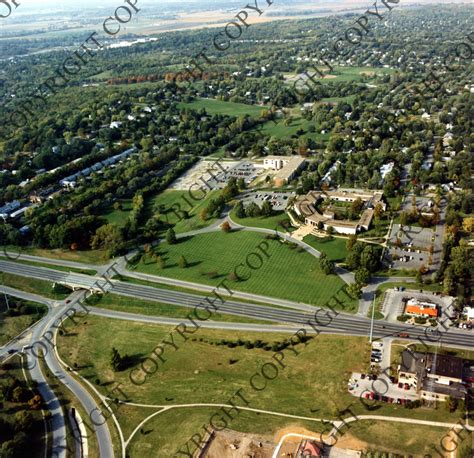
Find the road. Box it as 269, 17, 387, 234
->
0, 287, 114, 458
1, 260, 473, 349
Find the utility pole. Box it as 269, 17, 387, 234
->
369, 295, 376, 343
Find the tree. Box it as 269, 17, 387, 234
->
234, 201, 245, 218
317, 221, 324, 230
220, 221, 231, 232
261, 200, 273, 217
319, 252, 335, 275
347, 283, 362, 299
166, 228, 177, 245
374, 203, 383, 219
355, 268, 370, 285
462, 217, 474, 232
360, 245, 382, 273
446, 396, 458, 412
90, 224, 123, 255
237, 178, 246, 190
178, 255, 187, 268
199, 208, 209, 222
346, 234, 357, 251
326, 225, 335, 235
14, 411, 34, 433
110, 347, 123, 372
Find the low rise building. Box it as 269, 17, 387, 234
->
263, 155, 307, 187
399, 351, 469, 401
405, 298, 439, 318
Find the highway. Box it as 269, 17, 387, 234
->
1, 259, 473, 349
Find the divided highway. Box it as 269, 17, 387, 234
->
1, 260, 473, 348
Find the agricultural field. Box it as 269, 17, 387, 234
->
130, 230, 357, 310
178, 98, 267, 117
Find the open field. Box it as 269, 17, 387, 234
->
346, 421, 453, 456
88, 293, 275, 325
284, 66, 394, 85
0, 301, 47, 346
258, 115, 331, 142
303, 235, 349, 262
230, 209, 293, 232
131, 231, 357, 310
103, 198, 133, 227
178, 98, 267, 117
3, 245, 109, 265
147, 189, 220, 233
1, 273, 70, 300
57, 316, 466, 439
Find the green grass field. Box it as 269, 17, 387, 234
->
2, 245, 109, 265
0, 302, 47, 346
147, 189, 220, 233
347, 421, 453, 456
303, 235, 349, 262
230, 209, 293, 232
57, 316, 465, 433
103, 199, 133, 227
178, 98, 267, 117
1, 273, 70, 300
284, 66, 394, 85
88, 293, 275, 325
131, 231, 356, 311
258, 116, 331, 142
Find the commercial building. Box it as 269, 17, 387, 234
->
398, 351, 469, 401
405, 298, 439, 318
293, 188, 384, 235
263, 155, 307, 186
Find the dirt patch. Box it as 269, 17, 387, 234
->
322, 74, 337, 79
204, 430, 274, 458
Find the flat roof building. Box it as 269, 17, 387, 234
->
399, 350, 469, 401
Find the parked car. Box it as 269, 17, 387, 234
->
404, 383, 410, 390
398, 382, 403, 388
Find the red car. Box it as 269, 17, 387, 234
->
404, 383, 410, 390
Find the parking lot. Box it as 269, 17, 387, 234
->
349, 371, 419, 403
240, 190, 295, 211
386, 224, 435, 269
381, 288, 455, 323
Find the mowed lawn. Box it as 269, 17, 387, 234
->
148, 189, 220, 233
230, 209, 293, 232
132, 231, 356, 310
303, 235, 349, 262
258, 116, 331, 142
178, 98, 267, 117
